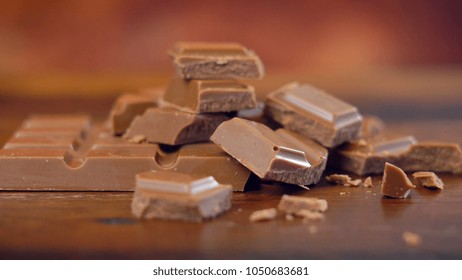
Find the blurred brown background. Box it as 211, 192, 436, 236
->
1, 0, 461, 75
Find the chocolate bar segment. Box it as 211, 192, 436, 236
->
132, 171, 232, 222
381, 163, 415, 199
169, 42, 265, 80
412, 171, 444, 190
210, 117, 327, 185
265, 82, 363, 147
162, 78, 257, 113
332, 136, 462, 175
124, 107, 228, 145
108, 88, 162, 135
0, 115, 250, 191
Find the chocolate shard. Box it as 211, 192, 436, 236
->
332, 136, 462, 175
124, 107, 228, 145
277, 195, 328, 213
162, 78, 257, 113
108, 88, 163, 135
265, 82, 363, 147
412, 171, 444, 190
210, 117, 327, 185
381, 162, 415, 199
169, 42, 265, 80
0, 115, 250, 191
131, 171, 232, 222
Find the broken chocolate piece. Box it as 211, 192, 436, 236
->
108, 88, 162, 135
162, 78, 257, 113
169, 42, 265, 80
412, 171, 444, 190
131, 171, 232, 222
210, 117, 328, 185
325, 174, 352, 185
333, 136, 462, 175
125, 107, 228, 145
381, 162, 415, 198
296, 209, 325, 222
249, 208, 278, 222
0, 115, 250, 191
277, 195, 328, 213
363, 176, 373, 188
265, 82, 363, 147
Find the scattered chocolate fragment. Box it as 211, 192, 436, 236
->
333, 136, 462, 175
169, 42, 265, 80
381, 163, 415, 199
265, 82, 363, 147
131, 171, 232, 222
108, 88, 162, 135
363, 176, 373, 188
412, 171, 444, 190
277, 195, 328, 214
210, 117, 328, 185
125, 107, 228, 145
0, 115, 250, 191
295, 209, 325, 222
325, 174, 352, 185
402, 231, 422, 247
162, 78, 257, 113
249, 208, 278, 222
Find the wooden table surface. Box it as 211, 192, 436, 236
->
1, 70, 462, 259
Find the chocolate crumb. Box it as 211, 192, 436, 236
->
402, 231, 422, 247
249, 208, 278, 222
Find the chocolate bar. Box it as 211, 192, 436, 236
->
381, 163, 415, 198
169, 42, 265, 80
131, 171, 232, 222
210, 117, 327, 185
124, 107, 228, 145
0, 114, 250, 191
332, 135, 462, 175
162, 78, 257, 113
265, 82, 363, 147
108, 88, 162, 135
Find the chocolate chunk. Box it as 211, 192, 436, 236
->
333, 136, 462, 175
0, 115, 250, 191
249, 208, 278, 222
363, 176, 373, 188
162, 78, 257, 113
131, 171, 232, 222
325, 174, 352, 185
210, 117, 328, 185
412, 171, 444, 190
124, 107, 228, 145
278, 195, 328, 213
108, 88, 162, 135
381, 163, 415, 198
169, 42, 265, 80
265, 82, 363, 147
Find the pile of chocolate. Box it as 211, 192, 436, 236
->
0, 42, 461, 222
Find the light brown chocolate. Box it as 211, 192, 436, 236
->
381, 162, 415, 198
412, 171, 444, 190
0, 115, 250, 191
277, 195, 328, 213
210, 117, 328, 185
265, 82, 363, 147
131, 171, 232, 222
169, 42, 265, 80
332, 136, 462, 175
108, 88, 162, 135
162, 78, 257, 113
124, 107, 228, 145
249, 208, 278, 222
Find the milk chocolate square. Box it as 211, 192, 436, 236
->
169, 42, 265, 80
131, 171, 232, 222
265, 82, 363, 147
162, 78, 257, 113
